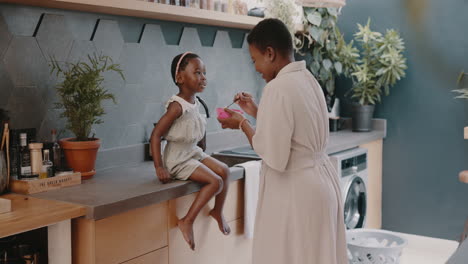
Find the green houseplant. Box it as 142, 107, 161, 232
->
296, 7, 354, 111
340, 19, 407, 131
453, 71, 468, 99
50, 53, 124, 179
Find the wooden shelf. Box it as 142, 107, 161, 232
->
1, 0, 262, 29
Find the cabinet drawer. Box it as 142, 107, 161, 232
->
122, 247, 168, 264
95, 202, 168, 264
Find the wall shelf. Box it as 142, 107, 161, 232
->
1, 0, 263, 29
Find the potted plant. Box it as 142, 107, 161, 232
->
340, 19, 407, 132
296, 7, 353, 111
50, 54, 124, 179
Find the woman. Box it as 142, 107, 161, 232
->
217, 19, 348, 264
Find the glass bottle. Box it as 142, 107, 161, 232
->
51, 129, 62, 174
41, 149, 53, 179
18, 133, 31, 179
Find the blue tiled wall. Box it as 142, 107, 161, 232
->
0, 4, 264, 149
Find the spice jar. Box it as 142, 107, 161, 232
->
28, 143, 43, 175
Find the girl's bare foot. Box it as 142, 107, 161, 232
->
178, 218, 195, 250
209, 210, 231, 235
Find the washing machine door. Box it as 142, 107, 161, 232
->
343, 175, 367, 229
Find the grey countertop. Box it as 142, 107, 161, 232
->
31, 119, 386, 220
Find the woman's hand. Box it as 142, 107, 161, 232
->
217, 108, 245, 129
235, 92, 258, 118
156, 167, 171, 184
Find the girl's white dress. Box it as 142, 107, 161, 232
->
163, 95, 209, 180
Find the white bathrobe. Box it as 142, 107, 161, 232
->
251, 61, 348, 264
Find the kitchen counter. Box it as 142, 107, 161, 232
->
327, 119, 386, 154
397, 232, 458, 264
0, 193, 86, 237
31, 119, 386, 220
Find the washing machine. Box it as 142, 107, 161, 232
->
330, 147, 368, 230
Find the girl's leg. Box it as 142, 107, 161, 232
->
201, 157, 231, 235
178, 164, 224, 250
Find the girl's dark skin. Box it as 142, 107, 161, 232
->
150, 57, 231, 251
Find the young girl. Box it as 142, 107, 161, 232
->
150, 52, 231, 251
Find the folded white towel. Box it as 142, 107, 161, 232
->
235, 160, 261, 239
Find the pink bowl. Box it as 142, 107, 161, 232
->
216, 108, 243, 119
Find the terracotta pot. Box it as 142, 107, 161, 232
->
59, 138, 101, 180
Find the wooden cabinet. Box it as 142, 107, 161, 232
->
72, 180, 253, 264
73, 202, 168, 264
167, 180, 252, 264
360, 139, 383, 229
122, 247, 168, 264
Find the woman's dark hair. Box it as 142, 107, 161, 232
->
247, 18, 293, 57
171, 53, 200, 84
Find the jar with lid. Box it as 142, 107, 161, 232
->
190, 0, 200, 8
28, 143, 43, 176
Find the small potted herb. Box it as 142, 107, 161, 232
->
50, 54, 125, 179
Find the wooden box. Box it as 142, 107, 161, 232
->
10, 172, 81, 194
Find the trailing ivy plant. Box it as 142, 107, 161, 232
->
453, 71, 468, 99
295, 7, 356, 109
50, 54, 125, 141
340, 19, 407, 105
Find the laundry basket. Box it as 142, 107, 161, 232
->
346, 229, 408, 264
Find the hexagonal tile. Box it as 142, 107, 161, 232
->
120, 123, 145, 146
41, 61, 66, 107
3, 36, 48, 86
140, 24, 166, 54
6, 85, 46, 129
67, 40, 97, 64
35, 14, 73, 62
92, 19, 124, 60
37, 108, 68, 142
242, 33, 250, 52
93, 105, 123, 149
0, 14, 12, 59
64, 12, 97, 40
141, 62, 176, 104
142, 102, 165, 124
0, 5, 42, 36
213, 30, 232, 49
140, 24, 170, 63
116, 83, 146, 124
101, 79, 124, 109
0, 60, 14, 108
179, 27, 202, 53
118, 43, 147, 84
228, 30, 245, 49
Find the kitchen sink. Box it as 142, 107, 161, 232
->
211, 145, 260, 167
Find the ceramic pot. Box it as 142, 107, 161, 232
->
60, 138, 101, 180
351, 104, 375, 132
